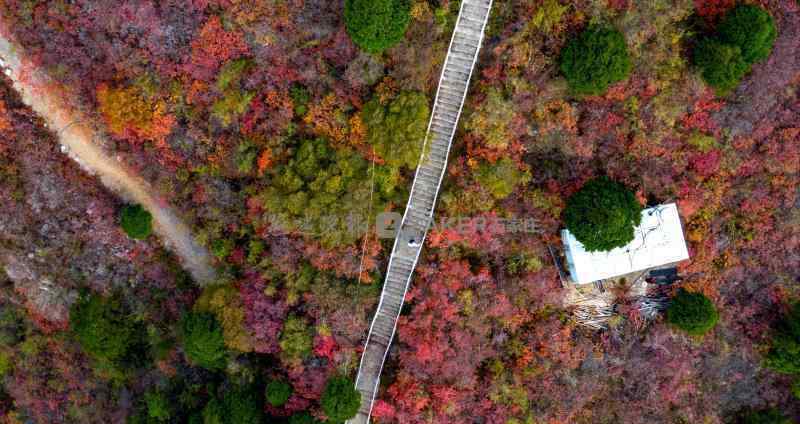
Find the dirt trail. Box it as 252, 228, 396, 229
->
0, 35, 216, 285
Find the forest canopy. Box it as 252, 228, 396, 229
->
259, 138, 400, 246
265, 379, 293, 407
321, 376, 361, 422
181, 311, 227, 370
0, 0, 798, 422
362, 91, 429, 170
70, 293, 143, 364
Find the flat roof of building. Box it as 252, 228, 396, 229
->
562, 203, 690, 284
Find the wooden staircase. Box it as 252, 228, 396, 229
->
348, 1, 493, 422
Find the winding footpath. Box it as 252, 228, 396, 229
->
349, 1, 493, 422
0, 34, 216, 285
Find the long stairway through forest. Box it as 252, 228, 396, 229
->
348, 1, 493, 422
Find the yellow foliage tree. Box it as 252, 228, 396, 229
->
194, 284, 254, 353
465, 89, 514, 150
96, 83, 174, 143
529, 0, 568, 33
303, 93, 349, 145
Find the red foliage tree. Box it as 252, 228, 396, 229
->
239, 273, 288, 354
185, 16, 249, 81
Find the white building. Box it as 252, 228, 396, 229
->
561, 203, 690, 285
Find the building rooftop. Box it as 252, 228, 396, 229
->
561, 203, 690, 284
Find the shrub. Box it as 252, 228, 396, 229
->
235, 141, 259, 174
181, 312, 227, 370
687, 131, 719, 152
200, 385, 263, 424
290, 84, 311, 116
202, 398, 225, 424
666, 289, 719, 336
344, 0, 411, 53
144, 390, 172, 422
265, 379, 293, 407
279, 315, 313, 362
289, 412, 322, 424
321, 376, 361, 422
505, 252, 543, 275
194, 285, 254, 353
474, 158, 532, 199
362, 91, 429, 169
120, 204, 153, 239
692, 38, 749, 96
212, 59, 255, 127
465, 88, 515, 149
285, 263, 316, 302
216, 59, 251, 91
765, 303, 800, 374
70, 293, 139, 362
563, 177, 642, 252
530, 0, 568, 33
736, 408, 792, 424
717, 4, 777, 65
559, 24, 632, 95
211, 239, 235, 260
0, 307, 21, 346
0, 350, 12, 377
222, 385, 263, 424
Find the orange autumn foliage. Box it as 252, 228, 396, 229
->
303, 93, 348, 144
348, 114, 366, 146
0, 100, 12, 135
257, 149, 273, 174
375, 77, 399, 104
187, 80, 209, 106
96, 83, 175, 143
225, 0, 291, 29
534, 99, 578, 136
300, 94, 377, 161
207, 136, 235, 169
679, 274, 721, 302
515, 345, 534, 368
0, 100, 12, 157
357, 232, 382, 284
